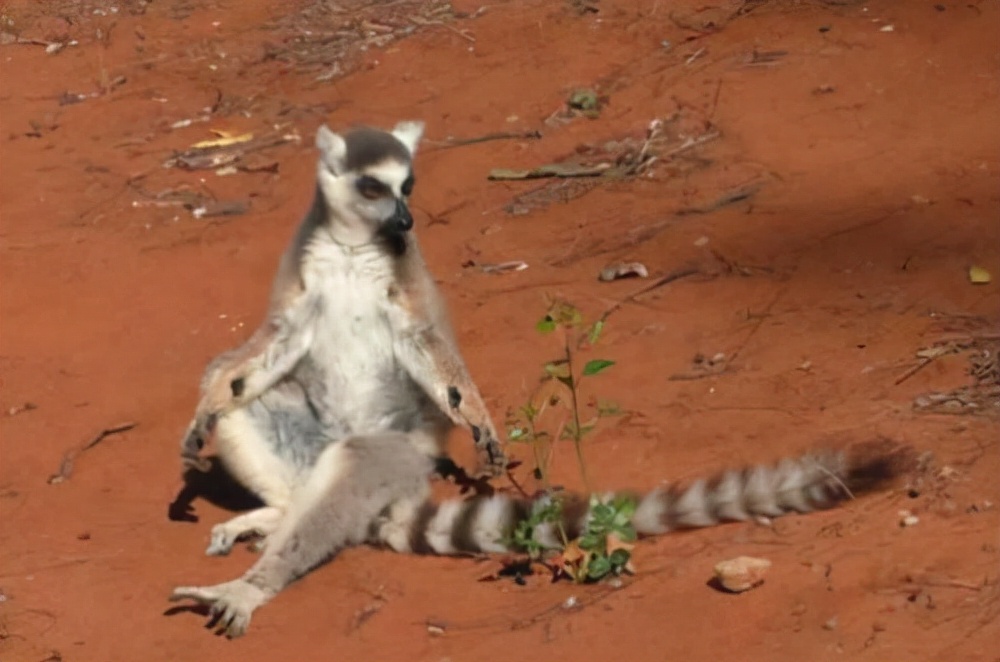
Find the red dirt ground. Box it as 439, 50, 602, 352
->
1, 1, 998, 660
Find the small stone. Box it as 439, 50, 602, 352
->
898, 510, 919, 527
599, 261, 649, 282
562, 596, 580, 609
823, 616, 839, 631
879, 24, 895, 32
713, 556, 771, 593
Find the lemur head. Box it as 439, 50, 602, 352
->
314, 120, 424, 246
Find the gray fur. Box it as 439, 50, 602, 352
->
342, 126, 413, 171
171, 120, 505, 637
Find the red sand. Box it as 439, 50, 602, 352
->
1, 1, 998, 660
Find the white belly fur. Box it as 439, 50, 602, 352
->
298, 236, 424, 434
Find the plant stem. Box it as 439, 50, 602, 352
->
563, 330, 591, 493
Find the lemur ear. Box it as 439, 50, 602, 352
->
391, 120, 425, 156
316, 124, 348, 175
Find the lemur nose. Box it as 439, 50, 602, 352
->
393, 198, 413, 231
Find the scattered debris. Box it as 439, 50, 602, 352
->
712, 556, 771, 593
599, 262, 649, 282
501, 112, 719, 219
685, 47, 707, 66
744, 49, 787, 67
493, 117, 692, 187
262, 1, 458, 80
670, 351, 730, 381
350, 601, 384, 631
58, 75, 126, 106
488, 162, 611, 181
431, 130, 542, 150
911, 330, 1000, 416
191, 199, 250, 219
164, 130, 299, 171
0, 33, 78, 53
7, 402, 37, 416
477, 260, 528, 274
190, 129, 254, 150
969, 265, 991, 284
567, 88, 602, 118
598, 267, 704, 324
813, 84, 836, 95
425, 620, 447, 636
675, 183, 761, 216
48, 421, 138, 485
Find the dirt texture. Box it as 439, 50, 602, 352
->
1, 0, 998, 660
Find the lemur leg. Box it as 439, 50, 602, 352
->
170, 433, 433, 638
204, 408, 298, 557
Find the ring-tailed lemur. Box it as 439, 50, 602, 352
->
168, 121, 911, 638
171, 434, 908, 638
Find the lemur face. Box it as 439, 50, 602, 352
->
315, 121, 424, 237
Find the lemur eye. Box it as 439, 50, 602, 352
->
355, 176, 389, 200
401, 175, 415, 197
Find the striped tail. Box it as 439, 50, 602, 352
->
378, 439, 913, 556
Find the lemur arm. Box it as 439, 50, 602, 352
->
188, 292, 317, 437
384, 285, 507, 477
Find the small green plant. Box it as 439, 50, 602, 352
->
509, 498, 563, 559
505, 298, 636, 583
571, 494, 638, 581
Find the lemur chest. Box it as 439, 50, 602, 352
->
299, 241, 399, 380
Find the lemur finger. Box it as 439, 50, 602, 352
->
169, 586, 217, 603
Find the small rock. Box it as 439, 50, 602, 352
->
879, 24, 895, 32
898, 510, 919, 527
599, 261, 649, 282
562, 596, 580, 609
713, 556, 771, 593
823, 616, 839, 631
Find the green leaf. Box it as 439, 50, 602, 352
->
592, 503, 613, 521
613, 526, 638, 542
609, 549, 631, 566
583, 359, 616, 376
578, 534, 601, 551
587, 555, 612, 580
536, 315, 557, 334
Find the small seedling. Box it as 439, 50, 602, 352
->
505, 298, 635, 583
